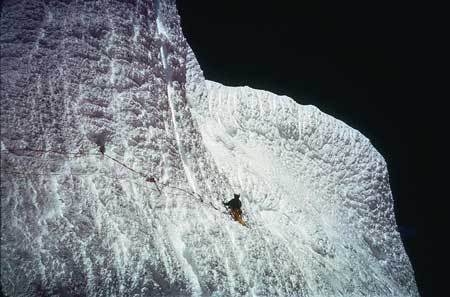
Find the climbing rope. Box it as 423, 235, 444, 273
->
0, 170, 92, 177
1, 147, 89, 157
102, 152, 161, 194
1, 146, 250, 226
1, 146, 203, 201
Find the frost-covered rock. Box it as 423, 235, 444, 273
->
1, 0, 418, 296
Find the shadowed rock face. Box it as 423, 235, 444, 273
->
1, 1, 418, 296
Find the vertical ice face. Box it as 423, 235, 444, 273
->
1, 1, 230, 296
1, 1, 418, 296
0, 0, 215, 189
188, 79, 420, 296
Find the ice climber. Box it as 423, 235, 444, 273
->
223, 194, 246, 226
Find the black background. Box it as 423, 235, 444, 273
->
177, 1, 440, 296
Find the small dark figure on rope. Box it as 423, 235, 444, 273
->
145, 176, 156, 183
99, 144, 105, 156
223, 194, 246, 226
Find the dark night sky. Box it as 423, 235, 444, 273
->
177, 1, 439, 296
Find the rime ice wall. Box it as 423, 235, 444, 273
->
188, 79, 419, 296
1, 1, 230, 296
1, 1, 418, 296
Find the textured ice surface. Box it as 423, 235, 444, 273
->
188, 80, 419, 297
1, 0, 418, 296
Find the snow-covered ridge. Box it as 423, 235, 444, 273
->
1, 0, 418, 296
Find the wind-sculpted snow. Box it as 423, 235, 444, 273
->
188, 78, 419, 296
1, 0, 418, 296
1, 0, 229, 296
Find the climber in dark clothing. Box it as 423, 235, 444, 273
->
223, 194, 246, 226
223, 193, 242, 210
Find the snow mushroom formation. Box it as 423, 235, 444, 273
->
1, 0, 419, 296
